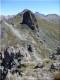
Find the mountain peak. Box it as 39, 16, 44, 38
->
22, 10, 38, 30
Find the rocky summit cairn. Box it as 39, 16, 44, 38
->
22, 10, 38, 30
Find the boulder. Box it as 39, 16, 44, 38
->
34, 62, 44, 69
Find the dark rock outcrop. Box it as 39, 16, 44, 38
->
22, 10, 38, 30
27, 44, 33, 52
56, 46, 60, 55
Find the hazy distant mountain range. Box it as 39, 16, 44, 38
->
0, 15, 14, 21
35, 12, 60, 24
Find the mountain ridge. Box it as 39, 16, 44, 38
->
0, 9, 60, 23
0, 9, 60, 80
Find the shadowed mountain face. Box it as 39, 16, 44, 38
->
22, 10, 38, 30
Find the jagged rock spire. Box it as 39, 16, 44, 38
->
22, 10, 38, 30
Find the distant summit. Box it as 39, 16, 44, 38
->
22, 10, 38, 30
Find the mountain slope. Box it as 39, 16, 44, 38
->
0, 9, 60, 80
0, 10, 60, 53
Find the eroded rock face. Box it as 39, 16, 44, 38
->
22, 10, 38, 30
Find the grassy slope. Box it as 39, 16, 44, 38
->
1, 14, 60, 57
36, 16, 60, 41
